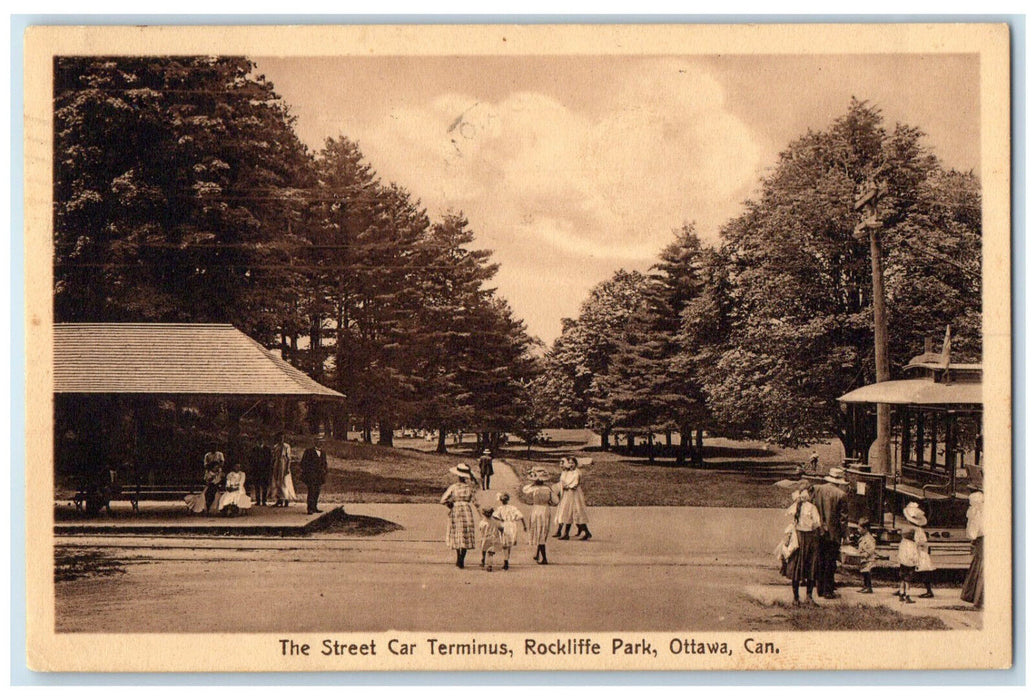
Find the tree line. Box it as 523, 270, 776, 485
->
54, 56, 536, 451
54, 57, 981, 459
536, 99, 981, 462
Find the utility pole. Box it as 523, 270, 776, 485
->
854, 180, 891, 475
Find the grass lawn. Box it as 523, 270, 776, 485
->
749, 598, 947, 630
320, 430, 846, 508
55, 548, 126, 583
319, 438, 461, 503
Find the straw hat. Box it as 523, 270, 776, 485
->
824, 467, 848, 485
449, 463, 476, 479
482, 449, 492, 456
903, 501, 928, 526
528, 467, 550, 482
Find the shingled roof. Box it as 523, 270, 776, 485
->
54, 323, 344, 397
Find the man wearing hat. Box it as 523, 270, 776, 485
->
299, 433, 329, 515
812, 467, 849, 598
478, 449, 494, 490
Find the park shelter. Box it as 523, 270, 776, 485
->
54, 323, 343, 397
54, 323, 343, 488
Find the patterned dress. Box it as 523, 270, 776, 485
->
441, 481, 479, 549
523, 483, 557, 545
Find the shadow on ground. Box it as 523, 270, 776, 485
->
319, 509, 403, 537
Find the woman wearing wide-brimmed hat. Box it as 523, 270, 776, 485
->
440, 463, 480, 568
961, 490, 984, 607
523, 467, 558, 564
897, 502, 928, 603
781, 481, 821, 605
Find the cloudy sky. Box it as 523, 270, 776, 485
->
254, 54, 979, 344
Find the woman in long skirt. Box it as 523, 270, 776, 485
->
554, 457, 592, 540
440, 463, 480, 568
782, 484, 821, 605
523, 467, 558, 565
961, 490, 984, 607
217, 464, 253, 516
270, 433, 294, 507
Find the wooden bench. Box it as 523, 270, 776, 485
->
891, 481, 952, 502
74, 483, 200, 513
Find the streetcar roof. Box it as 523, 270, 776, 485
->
838, 378, 982, 406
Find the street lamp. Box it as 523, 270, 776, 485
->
854, 179, 891, 475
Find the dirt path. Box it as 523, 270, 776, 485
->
54, 504, 980, 633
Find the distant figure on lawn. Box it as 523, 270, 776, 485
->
270, 432, 295, 507
441, 463, 480, 568
218, 463, 253, 516
299, 433, 329, 515
553, 457, 592, 540
493, 492, 526, 571
812, 467, 849, 598
524, 467, 558, 565
249, 436, 273, 506
478, 450, 494, 490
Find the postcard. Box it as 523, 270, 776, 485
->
23, 22, 1011, 672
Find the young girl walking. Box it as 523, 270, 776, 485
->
897, 502, 929, 603
493, 492, 527, 570
478, 507, 503, 571
523, 467, 558, 565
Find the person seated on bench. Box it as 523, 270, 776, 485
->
186, 445, 225, 514
218, 463, 253, 517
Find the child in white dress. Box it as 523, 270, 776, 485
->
478, 507, 503, 571
493, 492, 527, 571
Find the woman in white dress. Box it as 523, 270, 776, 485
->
270, 433, 296, 507
218, 464, 253, 516
553, 458, 592, 540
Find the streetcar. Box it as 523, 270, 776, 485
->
836, 332, 982, 570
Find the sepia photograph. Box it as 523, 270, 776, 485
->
22, 23, 1012, 672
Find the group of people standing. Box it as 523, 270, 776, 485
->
778, 466, 984, 609
439, 455, 592, 570
187, 433, 329, 516
778, 467, 849, 605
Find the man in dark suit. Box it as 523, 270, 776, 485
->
299, 433, 329, 515
812, 467, 849, 598
249, 436, 273, 506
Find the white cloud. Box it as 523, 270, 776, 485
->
337, 60, 763, 340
